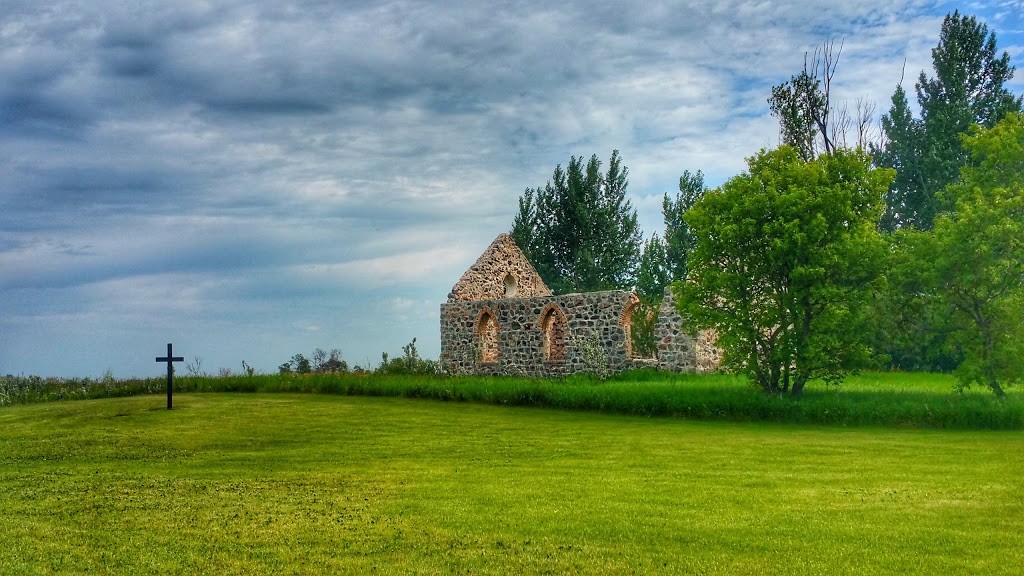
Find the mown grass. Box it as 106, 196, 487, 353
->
3, 370, 1022, 429
1, 394, 1021, 574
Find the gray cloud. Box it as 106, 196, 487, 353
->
1, 0, 1020, 376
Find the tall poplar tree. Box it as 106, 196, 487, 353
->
511, 150, 642, 294
635, 233, 670, 304
875, 11, 1022, 231
662, 169, 706, 282
875, 86, 927, 231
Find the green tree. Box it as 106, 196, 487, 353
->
868, 230, 960, 372
629, 303, 659, 360
279, 353, 312, 375
376, 338, 440, 375
676, 147, 893, 396
291, 354, 311, 374
662, 170, 706, 282
920, 114, 1024, 396
313, 348, 348, 373
769, 68, 824, 161
630, 234, 670, 360
511, 151, 642, 294
875, 11, 1021, 231
510, 187, 556, 284
635, 234, 670, 304
955, 111, 1024, 191
874, 85, 927, 231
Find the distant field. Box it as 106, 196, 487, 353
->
1, 394, 1022, 574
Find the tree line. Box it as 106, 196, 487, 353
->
510, 11, 1024, 396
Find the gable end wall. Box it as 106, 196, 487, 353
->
448, 233, 552, 302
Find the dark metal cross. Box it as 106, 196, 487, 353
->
155, 343, 184, 410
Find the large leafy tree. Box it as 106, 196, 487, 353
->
662, 169, 706, 282
912, 114, 1024, 396
511, 151, 642, 294
875, 11, 1022, 231
676, 147, 894, 396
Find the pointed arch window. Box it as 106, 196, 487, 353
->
622, 299, 637, 359
621, 294, 655, 360
539, 304, 567, 363
475, 308, 500, 364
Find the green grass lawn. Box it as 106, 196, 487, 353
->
2, 393, 1022, 574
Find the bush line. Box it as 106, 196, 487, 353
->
2, 371, 1021, 430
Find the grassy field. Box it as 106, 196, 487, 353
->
2, 393, 1022, 574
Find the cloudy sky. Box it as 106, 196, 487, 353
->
2, 1, 1021, 378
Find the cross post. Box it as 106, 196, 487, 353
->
156, 343, 184, 410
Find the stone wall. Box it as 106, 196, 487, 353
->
441, 290, 636, 377
655, 288, 722, 373
440, 287, 721, 377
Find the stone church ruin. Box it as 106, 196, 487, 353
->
439, 234, 720, 377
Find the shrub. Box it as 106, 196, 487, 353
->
376, 338, 440, 375
573, 332, 610, 380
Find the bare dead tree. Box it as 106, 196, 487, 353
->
855, 97, 878, 150
186, 356, 206, 378
876, 116, 888, 150
771, 38, 872, 158
831, 101, 851, 149
807, 38, 843, 156
312, 347, 327, 372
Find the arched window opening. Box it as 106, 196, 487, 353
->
622, 301, 636, 359
622, 297, 656, 360
476, 308, 500, 364
503, 273, 518, 298
540, 304, 567, 363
